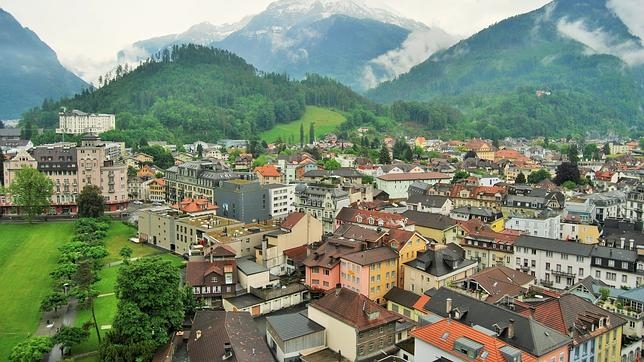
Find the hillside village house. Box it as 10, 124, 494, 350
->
403, 243, 477, 294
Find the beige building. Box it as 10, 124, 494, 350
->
56, 109, 115, 135
2, 135, 127, 214
257, 212, 323, 275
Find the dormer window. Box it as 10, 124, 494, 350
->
356, 215, 363, 223
368, 217, 374, 225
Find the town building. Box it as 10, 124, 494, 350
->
375, 172, 451, 200
265, 183, 296, 219
266, 312, 326, 362
215, 178, 271, 223
422, 287, 572, 361
307, 286, 401, 361
56, 109, 115, 135
403, 243, 477, 294
453, 265, 534, 303
515, 235, 593, 289
340, 246, 399, 305
257, 212, 323, 275
185, 244, 237, 307
294, 183, 350, 233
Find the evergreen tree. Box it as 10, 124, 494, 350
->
515, 172, 526, 184
379, 144, 392, 164
300, 122, 304, 147
567, 144, 579, 165
309, 122, 315, 144
603, 143, 611, 156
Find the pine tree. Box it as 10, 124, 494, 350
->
300, 122, 304, 147
379, 144, 392, 164
309, 122, 315, 144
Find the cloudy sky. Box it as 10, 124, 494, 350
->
2, 0, 551, 80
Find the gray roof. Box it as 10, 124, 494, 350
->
451, 206, 496, 217
619, 286, 644, 303
423, 288, 571, 356
236, 257, 268, 275
515, 236, 594, 256
266, 312, 325, 341
224, 293, 263, 309
590, 245, 637, 262
405, 243, 477, 277
383, 287, 421, 309
402, 210, 456, 230
407, 194, 449, 208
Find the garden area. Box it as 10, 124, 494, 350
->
0, 220, 185, 361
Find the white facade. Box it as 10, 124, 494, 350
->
268, 184, 296, 219
56, 110, 115, 135
505, 214, 561, 239
514, 237, 592, 290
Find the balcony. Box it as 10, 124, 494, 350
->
551, 269, 576, 278
540, 279, 553, 287
520, 265, 530, 272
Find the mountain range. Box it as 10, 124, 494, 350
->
367, 0, 644, 136
0, 8, 87, 120
118, 0, 458, 91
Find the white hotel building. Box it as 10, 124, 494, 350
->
56, 109, 115, 135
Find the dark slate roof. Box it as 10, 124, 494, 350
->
590, 245, 637, 262
223, 293, 263, 309
407, 194, 449, 208
266, 312, 325, 341
188, 310, 273, 362
451, 206, 497, 217
383, 287, 422, 309
423, 288, 571, 357
401, 210, 456, 230
342, 246, 398, 266
404, 243, 476, 277
515, 236, 594, 256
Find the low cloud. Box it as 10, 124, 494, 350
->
607, 0, 644, 42
361, 28, 459, 89
61, 45, 148, 85
557, 18, 644, 66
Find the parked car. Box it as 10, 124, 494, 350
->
133, 200, 143, 205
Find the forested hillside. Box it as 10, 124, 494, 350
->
22, 45, 376, 146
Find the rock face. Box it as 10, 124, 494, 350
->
0, 8, 87, 119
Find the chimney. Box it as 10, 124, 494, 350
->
621, 237, 625, 249
335, 283, 342, 296
529, 306, 536, 318
446, 298, 453, 314
195, 330, 202, 340
630, 239, 635, 250
507, 319, 515, 339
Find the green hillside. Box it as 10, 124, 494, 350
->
260, 106, 346, 143
367, 0, 644, 137
21, 45, 374, 146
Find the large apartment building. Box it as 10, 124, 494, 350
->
56, 109, 115, 135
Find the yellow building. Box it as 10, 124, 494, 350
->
341, 246, 399, 305
383, 286, 425, 322
465, 139, 495, 161
402, 210, 458, 244
560, 219, 600, 244
385, 229, 429, 287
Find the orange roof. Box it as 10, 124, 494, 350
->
377, 172, 451, 181
255, 164, 281, 178
412, 319, 537, 362
495, 149, 529, 162
171, 197, 218, 214
151, 178, 166, 186
413, 294, 431, 313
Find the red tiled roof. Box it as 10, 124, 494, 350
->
413, 294, 431, 313
280, 212, 305, 230
412, 318, 537, 362
284, 245, 308, 264
171, 197, 218, 214
377, 172, 451, 181
255, 164, 281, 177
310, 287, 400, 332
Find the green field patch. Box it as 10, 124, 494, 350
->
0, 222, 74, 361
260, 106, 346, 144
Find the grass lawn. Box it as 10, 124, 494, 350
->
260, 106, 346, 143
103, 222, 166, 263
0, 222, 74, 361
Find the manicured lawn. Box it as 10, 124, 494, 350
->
0, 222, 74, 361
260, 106, 346, 143
103, 222, 166, 263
